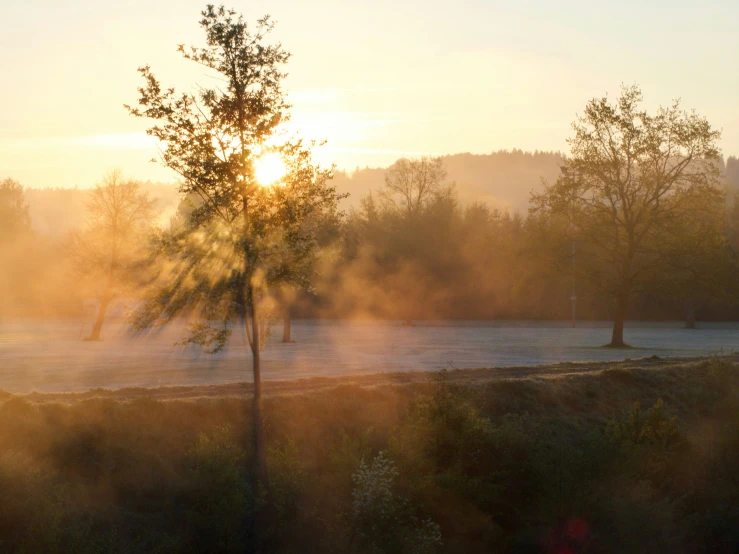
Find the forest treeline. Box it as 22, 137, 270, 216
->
2, 151, 739, 323
331, 149, 567, 212
308, 155, 739, 324
22, 150, 738, 234
19, 149, 566, 236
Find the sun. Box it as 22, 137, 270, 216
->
254, 153, 287, 186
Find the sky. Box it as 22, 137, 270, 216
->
1, 0, 738, 188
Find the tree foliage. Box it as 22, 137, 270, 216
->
532, 85, 725, 345
127, 5, 341, 346
127, 4, 343, 485
378, 156, 452, 218
0, 178, 32, 241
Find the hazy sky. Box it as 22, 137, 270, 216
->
2, 0, 738, 188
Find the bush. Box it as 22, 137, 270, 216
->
351, 452, 441, 554
606, 399, 685, 450
0, 357, 737, 552
185, 427, 253, 553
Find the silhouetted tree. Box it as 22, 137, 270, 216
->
379, 156, 452, 218
0, 179, 35, 316
127, 5, 342, 487
532, 85, 723, 346
728, 196, 739, 306
726, 156, 739, 194
68, 170, 157, 341
731, 195, 739, 251
659, 191, 733, 328
0, 178, 31, 240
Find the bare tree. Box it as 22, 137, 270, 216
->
69, 170, 157, 341
379, 156, 451, 217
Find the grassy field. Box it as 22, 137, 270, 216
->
1, 355, 739, 553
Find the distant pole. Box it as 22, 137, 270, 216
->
570, 238, 577, 328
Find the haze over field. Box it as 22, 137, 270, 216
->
19, 153, 739, 238
23, 150, 569, 234
1, 320, 738, 393
4, 2, 739, 553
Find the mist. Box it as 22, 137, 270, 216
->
3, 3, 739, 553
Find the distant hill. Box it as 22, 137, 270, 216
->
333, 150, 739, 213
21, 151, 739, 235
332, 150, 566, 213
441, 150, 565, 211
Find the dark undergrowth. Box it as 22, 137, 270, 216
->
0, 357, 738, 553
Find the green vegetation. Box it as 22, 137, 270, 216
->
127, 5, 344, 487
531, 85, 730, 346
0, 356, 737, 552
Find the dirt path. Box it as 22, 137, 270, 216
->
16, 354, 737, 404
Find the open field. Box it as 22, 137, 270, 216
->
0, 319, 738, 393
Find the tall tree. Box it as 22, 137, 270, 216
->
726, 156, 739, 194
127, 5, 342, 487
68, 170, 157, 341
0, 178, 34, 316
660, 191, 733, 328
532, 85, 722, 346
728, 196, 739, 306
0, 178, 32, 240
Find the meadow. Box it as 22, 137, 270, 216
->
0, 354, 738, 553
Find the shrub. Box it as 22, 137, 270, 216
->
606, 399, 685, 450
351, 452, 441, 554
185, 427, 253, 553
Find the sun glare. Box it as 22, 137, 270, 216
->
254, 153, 287, 186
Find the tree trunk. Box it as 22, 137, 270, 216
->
87, 234, 118, 342
248, 287, 269, 489
242, 195, 268, 491
607, 292, 629, 347
685, 299, 696, 329
282, 307, 292, 343
86, 297, 111, 341
259, 319, 266, 342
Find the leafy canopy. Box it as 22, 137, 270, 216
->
127, 5, 343, 352
67, 170, 157, 301
0, 178, 32, 241
532, 85, 724, 298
